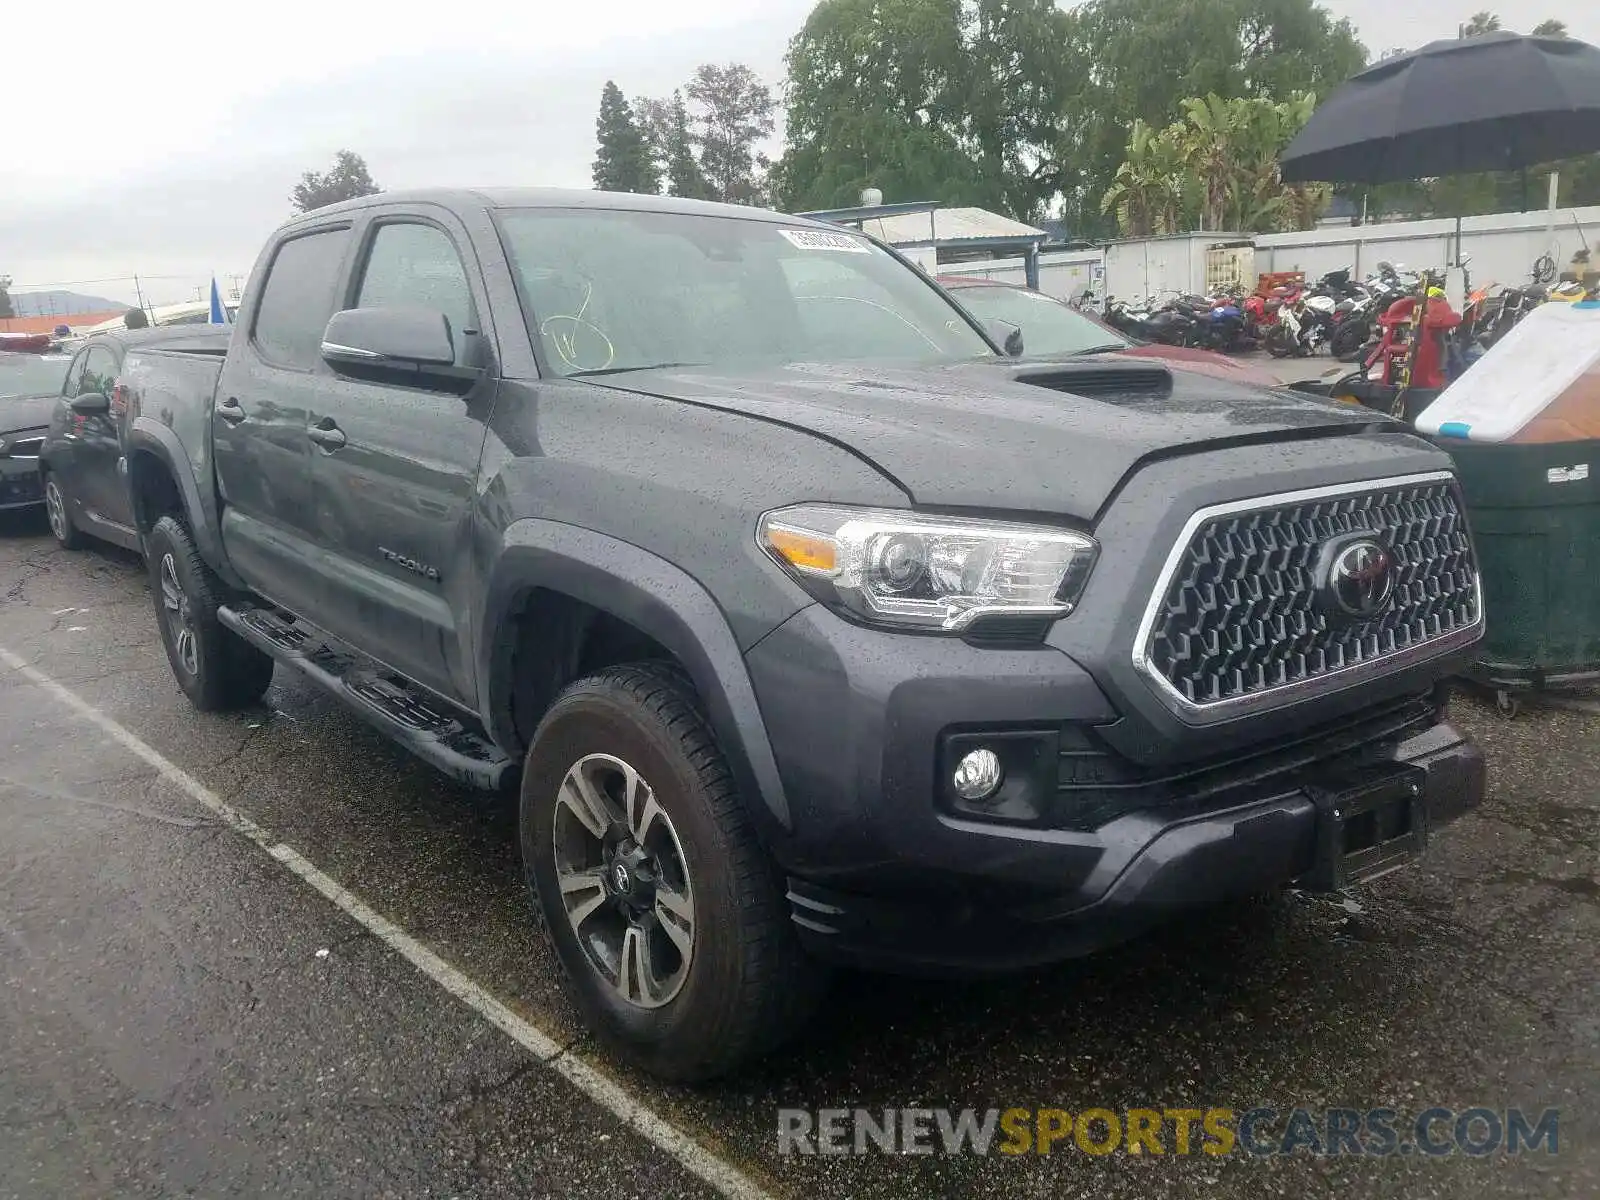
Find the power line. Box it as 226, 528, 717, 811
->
5, 273, 247, 290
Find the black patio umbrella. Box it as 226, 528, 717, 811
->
1281, 32, 1600, 185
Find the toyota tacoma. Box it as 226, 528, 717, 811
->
120, 189, 1486, 1080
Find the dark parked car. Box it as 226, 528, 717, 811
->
120, 189, 1484, 1081
939, 276, 1277, 385
38, 327, 229, 552
0, 352, 74, 515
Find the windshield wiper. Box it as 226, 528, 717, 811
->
1075, 343, 1132, 355
568, 361, 708, 377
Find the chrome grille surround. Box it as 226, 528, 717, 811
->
1132, 471, 1483, 718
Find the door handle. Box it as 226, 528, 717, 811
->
217, 397, 247, 425
308, 419, 347, 451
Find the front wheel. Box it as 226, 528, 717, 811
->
1265, 325, 1297, 358
522, 663, 824, 1082
146, 515, 274, 711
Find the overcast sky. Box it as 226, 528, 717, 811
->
4, 0, 1596, 308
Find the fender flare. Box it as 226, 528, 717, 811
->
479, 519, 791, 832
124, 418, 242, 587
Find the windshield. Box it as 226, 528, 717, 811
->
497, 208, 993, 375
948, 285, 1130, 356
0, 353, 72, 399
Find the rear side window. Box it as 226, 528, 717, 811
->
354, 222, 476, 360
252, 227, 352, 370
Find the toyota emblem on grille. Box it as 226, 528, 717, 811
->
1317, 535, 1396, 620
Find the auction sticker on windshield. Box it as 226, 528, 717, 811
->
780, 228, 871, 253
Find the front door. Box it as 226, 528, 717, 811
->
62, 344, 133, 535
212, 223, 355, 619
306, 213, 497, 705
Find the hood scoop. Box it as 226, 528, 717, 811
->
1011, 360, 1174, 400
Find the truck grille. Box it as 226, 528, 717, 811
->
1137, 473, 1480, 710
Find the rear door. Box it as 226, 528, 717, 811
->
213, 223, 355, 617
305, 211, 497, 704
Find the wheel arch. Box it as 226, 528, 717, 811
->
480, 519, 792, 833
124, 419, 242, 587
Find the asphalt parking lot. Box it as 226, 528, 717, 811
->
2, 512, 1596, 1199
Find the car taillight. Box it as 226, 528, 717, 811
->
111, 383, 127, 414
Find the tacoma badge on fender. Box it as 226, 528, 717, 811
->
379, 546, 441, 580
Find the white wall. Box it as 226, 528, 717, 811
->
1103, 235, 1220, 302
937, 251, 1102, 300
1254, 206, 1600, 292
931, 205, 1600, 307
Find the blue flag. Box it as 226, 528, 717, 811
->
209, 277, 229, 325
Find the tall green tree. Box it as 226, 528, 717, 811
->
1531, 19, 1567, 36
1061, 0, 1365, 235
663, 91, 713, 200
633, 95, 671, 194
592, 81, 656, 194
776, 0, 1076, 216
290, 150, 381, 212
685, 64, 776, 204
0, 279, 13, 320
1460, 11, 1501, 36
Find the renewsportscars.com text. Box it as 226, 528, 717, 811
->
777, 1106, 1560, 1158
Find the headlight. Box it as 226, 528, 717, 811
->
758, 504, 1097, 632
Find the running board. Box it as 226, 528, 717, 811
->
217, 604, 516, 792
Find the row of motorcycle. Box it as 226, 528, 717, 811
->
1101, 265, 1424, 360
1102, 249, 1600, 364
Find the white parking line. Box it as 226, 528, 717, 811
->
0, 645, 774, 1200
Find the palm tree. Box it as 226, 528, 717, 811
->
1178, 95, 1239, 232
1461, 12, 1501, 37
1102, 120, 1191, 236
1532, 19, 1568, 37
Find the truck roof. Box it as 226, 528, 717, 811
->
282, 188, 827, 231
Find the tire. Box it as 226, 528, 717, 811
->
522, 662, 824, 1082
146, 515, 274, 711
1331, 321, 1369, 362
42, 470, 85, 550
1265, 325, 1296, 358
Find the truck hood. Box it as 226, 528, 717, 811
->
0, 393, 59, 434
594, 360, 1392, 519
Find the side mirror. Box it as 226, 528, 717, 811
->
70, 391, 110, 415
321, 306, 458, 371
985, 318, 1025, 358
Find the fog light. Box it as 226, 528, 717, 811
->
952, 748, 1003, 802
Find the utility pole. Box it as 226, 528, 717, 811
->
132, 274, 151, 321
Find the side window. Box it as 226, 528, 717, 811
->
252, 227, 353, 370
80, 347, 119, 397
61, 352, 89, 398
355, 223, 475, 359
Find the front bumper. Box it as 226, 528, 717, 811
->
0, 459, 43, 510
745, 605, 1485, 976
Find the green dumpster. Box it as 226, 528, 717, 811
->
1433, 436, 1600, 713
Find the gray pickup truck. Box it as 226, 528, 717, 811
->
120, 188, 1486, 1080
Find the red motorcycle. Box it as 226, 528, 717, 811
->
1243, 282, 1303, 331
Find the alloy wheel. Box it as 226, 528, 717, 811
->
158, 553, 199, 677
551, 752, 695, 1009
44, 479, 68, 542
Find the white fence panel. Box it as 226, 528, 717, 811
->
1255, 206, 1600, 291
